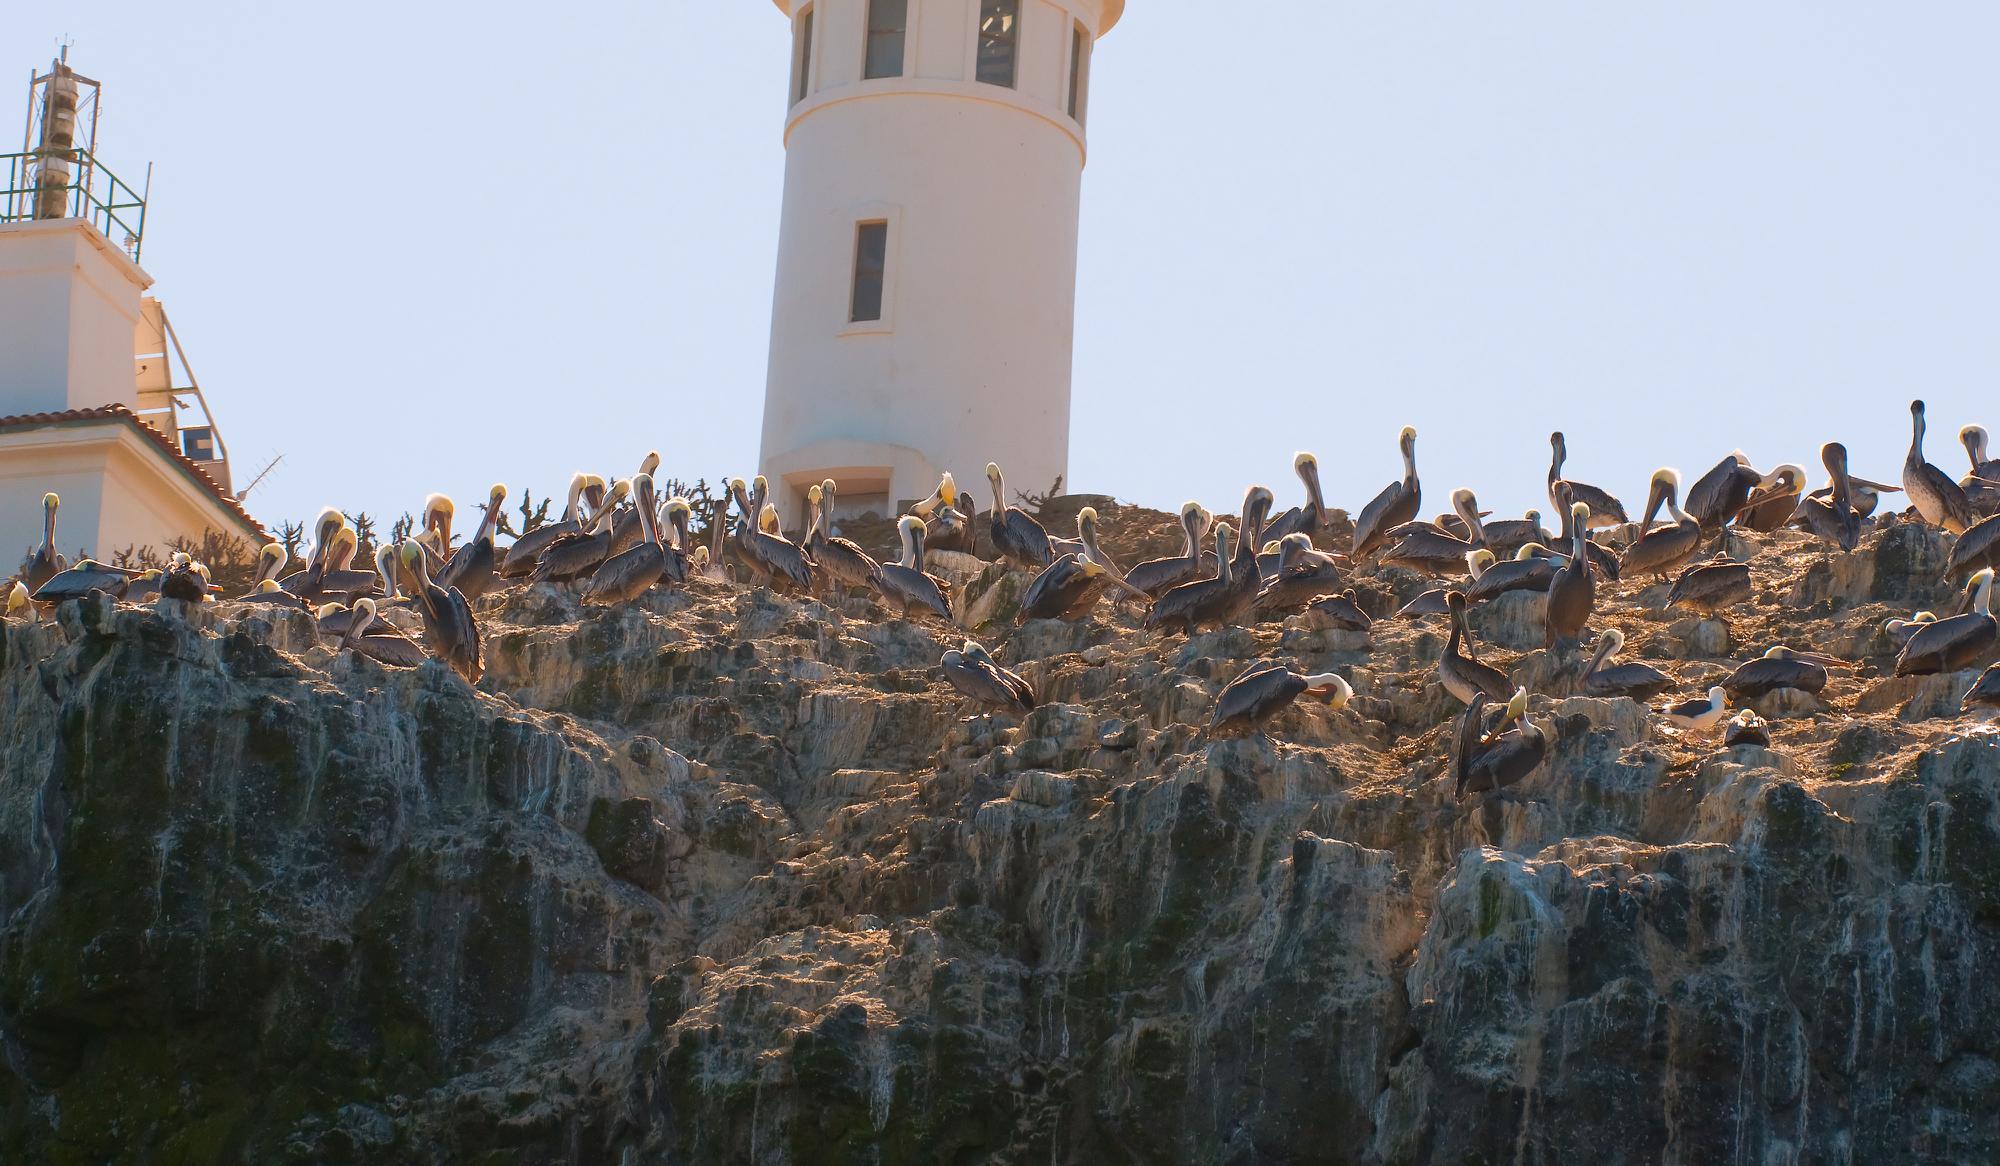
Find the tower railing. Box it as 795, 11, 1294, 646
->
0, 147, 147, 261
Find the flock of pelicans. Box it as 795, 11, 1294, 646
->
12, 400, 2000, 800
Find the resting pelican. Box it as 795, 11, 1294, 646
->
1209, 660, 1352, 739
336, 597, 427, 668
1309, 589, 1372, 632
926, 498, 976, 556
1738, 465, 1806, 533
32, 559, 139, 604
736, 493, 815, 594
941, 639, 1035, 717
229, 544, 292, 602
1127, 502, 1214, 598
909, 472, 957, 520
416, 493, 454, 569
1439, 591, 1512, 706
1382, 488, 1486, 572
1661, 687, 1729, 733
1260, 452, 1329, 544
437, 483, 507, 602
699, 497, 732, 583
607, 453, 662, 556
1961, 662, 2000, 718
1724, 710, 1773, 747
1545, 502, 1595, 653
1580, 630, 1671, 700
1351, 426, 1421, 558
806, 482, 881, 597
1481, 511, 1551, 556
875, 516, 953, 622
985, 463, 1055, 570
311, 528, 383, 602
1958, 426, 2000, 515
1895, 568, 1996, 676
281, 508, 347, 596
1019, 508, 1146, 620
1799, 443, 1862, 552
19, 493, 67, 593
1723, 646, 1836, 700
1665, 556, 1753, 621
1905, 400, 1980, 534
532, 479, 633, 583
584, 474, 672, 605
1885, 611, 1938, 650
1947, 512, 2000, 581
400, 541, 482, 683
1620, 470, 1702, 581
1686, 453, 1770, 537
1145, 523, 1238, 635
1464, 544, 1561, 606
158, 552, 210, 606
1453, 688, 1547, 798
1547, 433, 1628, 529
1255, 533, 1347, 614
500, 472, 591, 578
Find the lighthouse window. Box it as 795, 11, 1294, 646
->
1067, 23, 1090, 123
851, 220, 889, 323
792, 6, 815, 105
864, 0, 907, 79
977, 0, 1019, 89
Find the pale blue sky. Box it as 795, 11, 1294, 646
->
7, 4, 1998, 533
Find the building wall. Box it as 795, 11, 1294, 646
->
0, 423, 258, 574
759, 0, 1116, 526
0, 220, 152, 417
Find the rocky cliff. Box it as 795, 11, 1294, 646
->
2, 512, 1997, 1164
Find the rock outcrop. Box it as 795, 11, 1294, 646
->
2, 513, 1998, 1164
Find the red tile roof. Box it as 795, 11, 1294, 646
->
0, 404, 265, 539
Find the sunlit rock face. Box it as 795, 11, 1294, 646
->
1, 507, 1997, 1164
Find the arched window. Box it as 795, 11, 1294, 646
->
977, 0, 1019, 89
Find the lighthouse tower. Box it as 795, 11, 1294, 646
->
758, 0, 1124, 526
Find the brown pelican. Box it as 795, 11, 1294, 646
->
313, 529, 384, 602
1580, 629, 1671, 700
31, 559, 139, 604
6, 580, 30, 620
334, 597, 427, 668
1439, 590, 1512, 706
583, 474, 673, 605
1145, 523, 1239, 635
1724, 709, 1773, 747
437, 483, 507, 602
806, 482, 881, 596
1799, 443, 1863, 552
940, 639, 1035, 716
1947, 512, 2000, 581
875, 516, 953, 622
1223, 487, 1276, 621
1885, 611, 1938, 649
1962, 662, 2000, 717
1958, 425, 2000, 514
1545, 502, 1595, 653
1209, 660, 1352, 739
737, 508, 815, 594
1723, 646, 1836, 700
1260, 452, 1329, 544
1453, 688, 1547, 798
926, 496, 977, 556
1482, 511, 1551, 556
1019, 509, 1145, 620
1895, 568, 1996, 676
416, 493, 454, 569
1620, 470, 1702, 581
1382, 489, 1485, 572
158, 552, 211, 606
985, 463, 1055, 570
1552, 482, 1621, 582
1351, 426, 1420, 558
698, 497, 732, 583
20, 492, 67, 593
229, 544, 295, 602
281, 508, 347, 596
1738, 465, 1806, 533
1255, 533, 1348, 614
400, 541, 483, 683
1665, 557, 1753, 620
1465, 544, 1561, 606
500, 472, 591, 578
1309, 588, 1372, 631
1662, 686, 1729, 733
531, 479, 633, 584
1548, 433, 1628, 529
1686, 453, 1772, 545
909, 472, 957, 520
230, 579, 309, 611
1126, 502, 1214, 598
1905, 400, 1980, 534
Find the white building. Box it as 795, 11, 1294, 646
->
0, 56, 259, 570
758, 0, 1124, 526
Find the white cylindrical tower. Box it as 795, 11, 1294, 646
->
759, 0, 1123, 526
